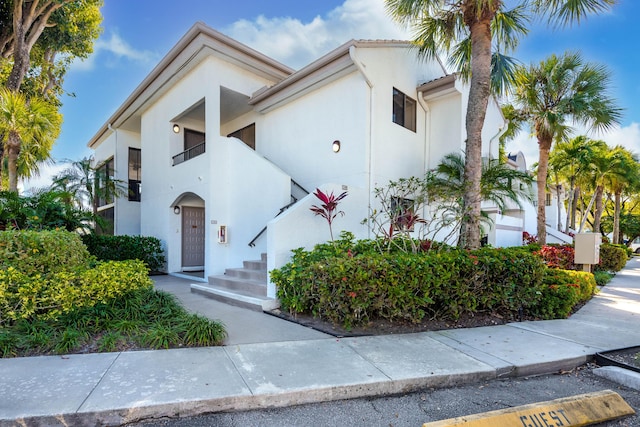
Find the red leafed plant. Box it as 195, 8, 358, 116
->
535, 245, 576, 270
310, 188, 347, 241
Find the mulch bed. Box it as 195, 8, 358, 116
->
267, 309, 514, 338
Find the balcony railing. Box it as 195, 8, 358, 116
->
172, 142, 205, 166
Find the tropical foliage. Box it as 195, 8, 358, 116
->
0, 229, 225, 357
0, 189, 91, 231
0, 0, 102, 192
366, 152, 533, 249
504, 52, 622, 243
310, 188, 348, 241
0, 87, 61, 191
271, 232, 603, 329
385, 0, 617, 249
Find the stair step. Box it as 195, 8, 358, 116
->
224, 267, 267, 282
190, 283, 278, 311
209, 275, 267, 296
189, 253, 274, 311
243, 259, 267, 271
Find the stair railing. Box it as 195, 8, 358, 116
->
248, 179, 310, 247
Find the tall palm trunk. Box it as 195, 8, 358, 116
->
570, 186, 580, 231
536, 133, 553, 244
7, 131, 21, 192
613, 190, 622, 244
459, 8, 494, 249
593, 185, 604, 234
555, 184, 562, 231
564, 176, 575, 233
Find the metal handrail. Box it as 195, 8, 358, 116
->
291, 178, 309, 196
172, 142, 206, 166
248, 199, 299, 247
247, 180, 310, 247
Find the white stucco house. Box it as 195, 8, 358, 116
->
88, 22, 529, 310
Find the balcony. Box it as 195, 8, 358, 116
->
172, 142, 205, 166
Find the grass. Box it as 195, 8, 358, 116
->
0, 288, 227, 358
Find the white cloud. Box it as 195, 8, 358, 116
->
600, 122, 640, 156
71, 31, 158, 71
224, 0, 409, 68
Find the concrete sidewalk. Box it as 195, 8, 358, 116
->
1, 259, 639, 426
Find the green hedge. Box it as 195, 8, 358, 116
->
272, 242, 547, 328
0, 230, 154, 327
596, 244, 628, 272
0, 260, 152, 326
531, 268, 597, 318
0, 230, 92, 276
81, 234, 166, 272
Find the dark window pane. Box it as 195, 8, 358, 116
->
392, 87, 416, 132
184, 129, 205, 150
128, 148, 141, 202
97, 207, 114, 235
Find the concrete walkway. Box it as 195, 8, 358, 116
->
1, 258, 639, 426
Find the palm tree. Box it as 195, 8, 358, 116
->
385, 0, 617, 249
0, 87, 61, 192
577, 141, 613, 233
605, 148, 640, 244
549, 136, 599, 232
507, 52, 621, 244
51, 156, 127, 215
426, 152, 534, 244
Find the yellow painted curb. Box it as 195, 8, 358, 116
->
423, 389, 635, 427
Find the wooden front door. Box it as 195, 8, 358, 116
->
181, 206, 205, 269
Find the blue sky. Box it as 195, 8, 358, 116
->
24, 0, 640, 188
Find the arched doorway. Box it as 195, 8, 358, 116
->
181, 206, 205, 270
171, 193, 205, 273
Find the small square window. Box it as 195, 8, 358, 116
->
392, 88, 416, 132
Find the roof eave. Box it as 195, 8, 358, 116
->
87, 22, 294, 148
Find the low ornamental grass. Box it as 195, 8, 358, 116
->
0, 230, 226, 358
0, 288, 227, 358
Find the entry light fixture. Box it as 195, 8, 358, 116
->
173, 206, 181, 215
332, 140, 341, 153
173, 124, 180, 133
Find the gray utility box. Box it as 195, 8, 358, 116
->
574, 233, 601, 265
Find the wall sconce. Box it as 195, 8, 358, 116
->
173, 124, 180, 133
173, 206, 181, 215
332, 140, 341, 153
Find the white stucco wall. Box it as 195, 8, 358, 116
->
425, 93, 463, 169
137, 55, 285, 275
258, 71, 371, 192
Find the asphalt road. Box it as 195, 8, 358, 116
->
131, 364, 640, 427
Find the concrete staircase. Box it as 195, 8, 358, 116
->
190, 253, 278, 311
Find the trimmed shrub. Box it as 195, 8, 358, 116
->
593, 270, 613, 287
596, 244, 628, 272
82, 234, 166, 272
0, 260, 153, 326
460, 247, 546, 314
0, 230, 92, 276
272, 241, 547, 328
531, 268, 597, 319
